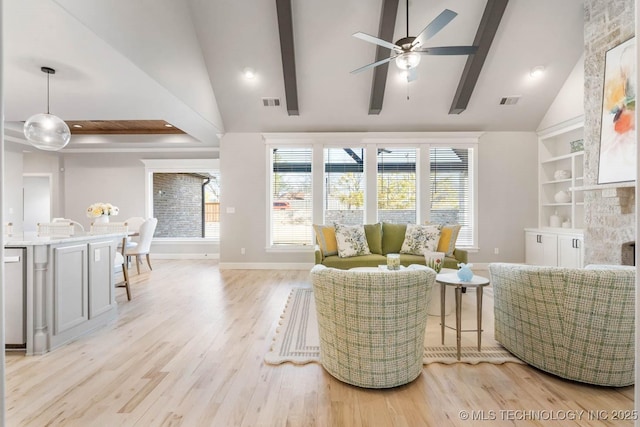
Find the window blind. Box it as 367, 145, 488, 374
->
430, 147, 473, 246
271, 148, 313, 246
324, 148, 365, 225
377, 148, 416, 223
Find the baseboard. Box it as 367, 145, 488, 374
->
219, 262, 314, 270
152, 253, 220, 260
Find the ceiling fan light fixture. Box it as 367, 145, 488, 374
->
395, 51, 421, 70
23, 66, 70, 151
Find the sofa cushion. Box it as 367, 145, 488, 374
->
437, 224, 461, 256
364, 222, 382, 254
322, 254, 387, 269
335, 223, 371, 257
400, 224, 440, 255
381, 222, 407, 255
313, 224, 338, 256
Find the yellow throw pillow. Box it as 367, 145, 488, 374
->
313, 224, 338, 256
437, 224, 461, 257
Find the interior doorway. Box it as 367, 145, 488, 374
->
23, 175, 51, 232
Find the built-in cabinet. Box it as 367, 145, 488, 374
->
525, 229, 584, 268
526, 117, 585, 267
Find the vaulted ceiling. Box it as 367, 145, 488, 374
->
3, 0, 585, 150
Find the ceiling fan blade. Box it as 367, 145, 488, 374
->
415, 46, 478, 55
411, 9, 458, 48
353, 32, 401, 52
350, 55, 396, 74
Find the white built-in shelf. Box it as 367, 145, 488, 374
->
541, 151, 584, 164
543, 178, 572, 185
571, 182, 636, 191
542, 203, 572, 207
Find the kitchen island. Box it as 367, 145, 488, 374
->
5, 232, 123, 355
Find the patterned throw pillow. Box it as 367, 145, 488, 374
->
334, 223, 371, 258
400, 224, 441, 255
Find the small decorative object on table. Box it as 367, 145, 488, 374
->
86, 202, 119, 223
387, 253, 401, 270
457, 263, 474, 282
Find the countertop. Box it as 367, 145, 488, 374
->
5, 232, 126, 246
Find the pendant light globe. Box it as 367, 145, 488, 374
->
23, 113, 71, 151
23, 67, 71, 151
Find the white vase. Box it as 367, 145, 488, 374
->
94, 215, 109, 224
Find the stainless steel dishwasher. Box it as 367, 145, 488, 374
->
4, 247, 26, 349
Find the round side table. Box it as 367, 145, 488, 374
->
435, 272, 490, 360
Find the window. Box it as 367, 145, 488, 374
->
430, 147, 473, 246
264, 135, 478, 250
270, 148, 313, 246
324, 148, 365, 225
378, 148, 416, 223
141, 158, 219, 241
152, 172, 220, 239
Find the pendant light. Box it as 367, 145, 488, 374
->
23, 66, 71, 151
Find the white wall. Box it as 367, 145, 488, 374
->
219, 132, 538, 267
477, 132, 538, 262
3, 142, 24, 231
537, 54, 585, 131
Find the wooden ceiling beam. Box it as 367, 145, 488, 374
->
449, 0, 509, 114
368, 0, 399, 115
275, 0, 299, 116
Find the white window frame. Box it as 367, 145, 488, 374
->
265, 142, 315, 251
263, 132, 480, 251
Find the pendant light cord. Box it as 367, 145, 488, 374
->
46, 71, 50, 114
406, 0, 409, 38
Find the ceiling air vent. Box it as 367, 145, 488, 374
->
499, 96, 521, 105
262, 97, 281, 107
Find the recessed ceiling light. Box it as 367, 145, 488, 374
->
243, 67, 256, 79
530, 65, 545, 79
164, 123, 173, 128
72, 124, 83, 128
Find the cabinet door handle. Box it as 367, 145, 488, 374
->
537, 234, 541, 244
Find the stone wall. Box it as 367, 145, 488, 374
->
583, 0, 635, 264
153, 173, 203, 238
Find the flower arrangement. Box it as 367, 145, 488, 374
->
86, 202, 119, 218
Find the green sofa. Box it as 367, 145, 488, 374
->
314, 222, 467, 270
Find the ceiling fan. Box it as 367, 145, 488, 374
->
351, 0, 478, 82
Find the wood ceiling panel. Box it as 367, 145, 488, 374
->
65, 120, 185, 135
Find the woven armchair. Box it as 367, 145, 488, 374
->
489, 263, 635, 387
310, 264, 436, 388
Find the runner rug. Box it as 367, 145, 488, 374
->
265, 287, 524, 365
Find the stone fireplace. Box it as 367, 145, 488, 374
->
621, 241, 635, 266
583, 0, 636, 265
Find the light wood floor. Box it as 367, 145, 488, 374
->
6, 260, 634, 426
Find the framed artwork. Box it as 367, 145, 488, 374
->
598, 37, 636, 184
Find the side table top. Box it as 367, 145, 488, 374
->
436, 272, 489, 287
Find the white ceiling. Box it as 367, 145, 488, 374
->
3, 0, 585, 150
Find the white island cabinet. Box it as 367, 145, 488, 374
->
5, 232, 123, 355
